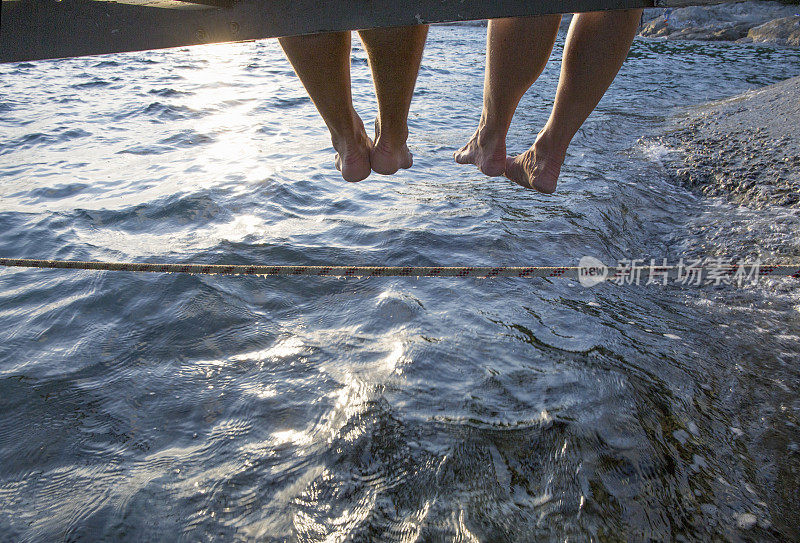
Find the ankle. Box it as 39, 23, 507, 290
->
534, 129, 568, 160
374, 118, 408, 150
328, 108, 364, 143
372, 137, 404, 158
478, 98, 515, 132
475, 116, 507, 144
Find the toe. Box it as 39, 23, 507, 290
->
454, 147, 470, 164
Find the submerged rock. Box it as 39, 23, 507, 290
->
736, 512, 758, 530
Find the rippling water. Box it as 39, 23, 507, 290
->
2, 27, 800, 541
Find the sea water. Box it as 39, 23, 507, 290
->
1, 26, 800, 541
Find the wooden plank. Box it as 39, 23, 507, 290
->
92, 0, 236, 9
1, 0, 727, 63
653, 0, 721, 5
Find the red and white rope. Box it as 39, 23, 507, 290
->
1, 258, 799, 280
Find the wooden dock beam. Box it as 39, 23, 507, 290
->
1, 0, 723, 62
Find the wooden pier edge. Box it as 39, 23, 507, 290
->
1, 0, 725, 62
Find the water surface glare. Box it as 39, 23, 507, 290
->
1, 27, 800, 541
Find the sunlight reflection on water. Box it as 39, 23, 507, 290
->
1, 27, 800, 542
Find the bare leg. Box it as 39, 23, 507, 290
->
455, 15, 562, 177
505, 9, 643, 193
279, 32, 372, 182
358, 25, 429, 175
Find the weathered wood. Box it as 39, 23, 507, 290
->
653, 0, 721, 5
92, 0, 235, 8
1, 0, 729, 63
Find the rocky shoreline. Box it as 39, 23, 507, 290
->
640, 1, 800, 46
445, 2, 800, 47
658, 75, 800, 208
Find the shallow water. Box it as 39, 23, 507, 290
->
1, 27, 800, 541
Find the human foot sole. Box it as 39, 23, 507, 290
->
504, 146, 564, 194
370, 141, 413, 175
332, 117, 373, 182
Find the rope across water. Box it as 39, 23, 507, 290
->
2, 258, 799, 281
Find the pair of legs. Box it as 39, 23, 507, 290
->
455, 9, 643, 193
279, 26, 428, 182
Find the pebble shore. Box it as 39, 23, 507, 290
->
660, 75, 800, 208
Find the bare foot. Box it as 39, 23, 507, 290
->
370, 119, 413, 175
504, 134, 566, 194
331, 115, 372, 183
454, 124, 507, 177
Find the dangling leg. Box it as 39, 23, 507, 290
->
505, 9, 643, 193
358, 25, 428, 175
455, 15, 562, 177
279, 32, 372, 182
